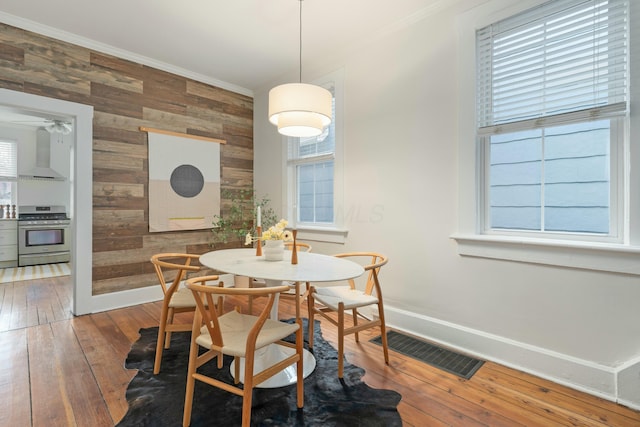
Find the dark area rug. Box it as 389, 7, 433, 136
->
117, 319, 402, 426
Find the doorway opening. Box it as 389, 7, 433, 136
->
0, 88, 93, 315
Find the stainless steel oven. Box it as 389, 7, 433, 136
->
18, 205, 70, 266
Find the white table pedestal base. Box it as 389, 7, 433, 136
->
230, 345, 316, 388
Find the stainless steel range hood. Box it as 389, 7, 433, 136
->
19, 129, 66, 181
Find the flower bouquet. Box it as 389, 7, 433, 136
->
245, 219, 293, 245
245, 219, 293, 261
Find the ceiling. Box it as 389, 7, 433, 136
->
0, 0, 446, 95
0, 106, 73, 130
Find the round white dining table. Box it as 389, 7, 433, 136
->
199, 248, 365, 388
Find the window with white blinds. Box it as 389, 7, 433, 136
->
0, 139, 17, 180
0, 138, 17, 207
287, 84, 336, 226
476, 0, 628, 133
475, 0, 629, 239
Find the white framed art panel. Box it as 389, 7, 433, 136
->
148, 131, 221, 232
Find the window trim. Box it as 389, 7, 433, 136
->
450, 232, 640, 275
453, 0, 640, 275
285, 68, 346, 243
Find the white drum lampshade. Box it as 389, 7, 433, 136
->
268, 83, 332, 137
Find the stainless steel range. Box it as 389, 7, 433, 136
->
18, 205, 70, 267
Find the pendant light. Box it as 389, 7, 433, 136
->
268, 0, 332, 138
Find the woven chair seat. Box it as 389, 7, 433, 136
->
194, 310, 299, 357
313, 286, 378, 310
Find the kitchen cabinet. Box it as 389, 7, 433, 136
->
0, 220, 17, 268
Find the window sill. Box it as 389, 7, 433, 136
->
295, 226, 349, 244
450, 233, 640, 275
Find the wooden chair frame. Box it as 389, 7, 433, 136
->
150, 253, 203, 374
308, 252, 389, 378
182, 275, 304, 427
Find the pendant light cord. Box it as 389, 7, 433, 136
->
299, 0, 303, 83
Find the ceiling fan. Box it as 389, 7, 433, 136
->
6, 117, 73, 134
43, 119, 73, 135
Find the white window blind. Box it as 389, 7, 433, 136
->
476, 0, 628, 132
0, 139, 17, 181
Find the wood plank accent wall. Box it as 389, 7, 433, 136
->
0, 23, 254, 296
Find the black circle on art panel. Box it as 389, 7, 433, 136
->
170, 164, 204, 198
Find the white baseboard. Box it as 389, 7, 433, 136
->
616, 356, 640, 410
91, 285, 164, 313
384, 305, 638, 406
617, 398, 640, 412
89, 273, 236, 313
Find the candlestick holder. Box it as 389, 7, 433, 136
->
291, 229, 298, 264
255, 226, 262, 256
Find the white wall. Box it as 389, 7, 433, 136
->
254, 0, 640, 408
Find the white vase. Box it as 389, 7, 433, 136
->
263, 239, 284, 261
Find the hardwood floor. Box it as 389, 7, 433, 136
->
1, 276, 639, 426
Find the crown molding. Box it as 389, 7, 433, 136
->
0, 12, 253, 98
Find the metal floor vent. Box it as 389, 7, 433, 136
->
371, 330, 484, 379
